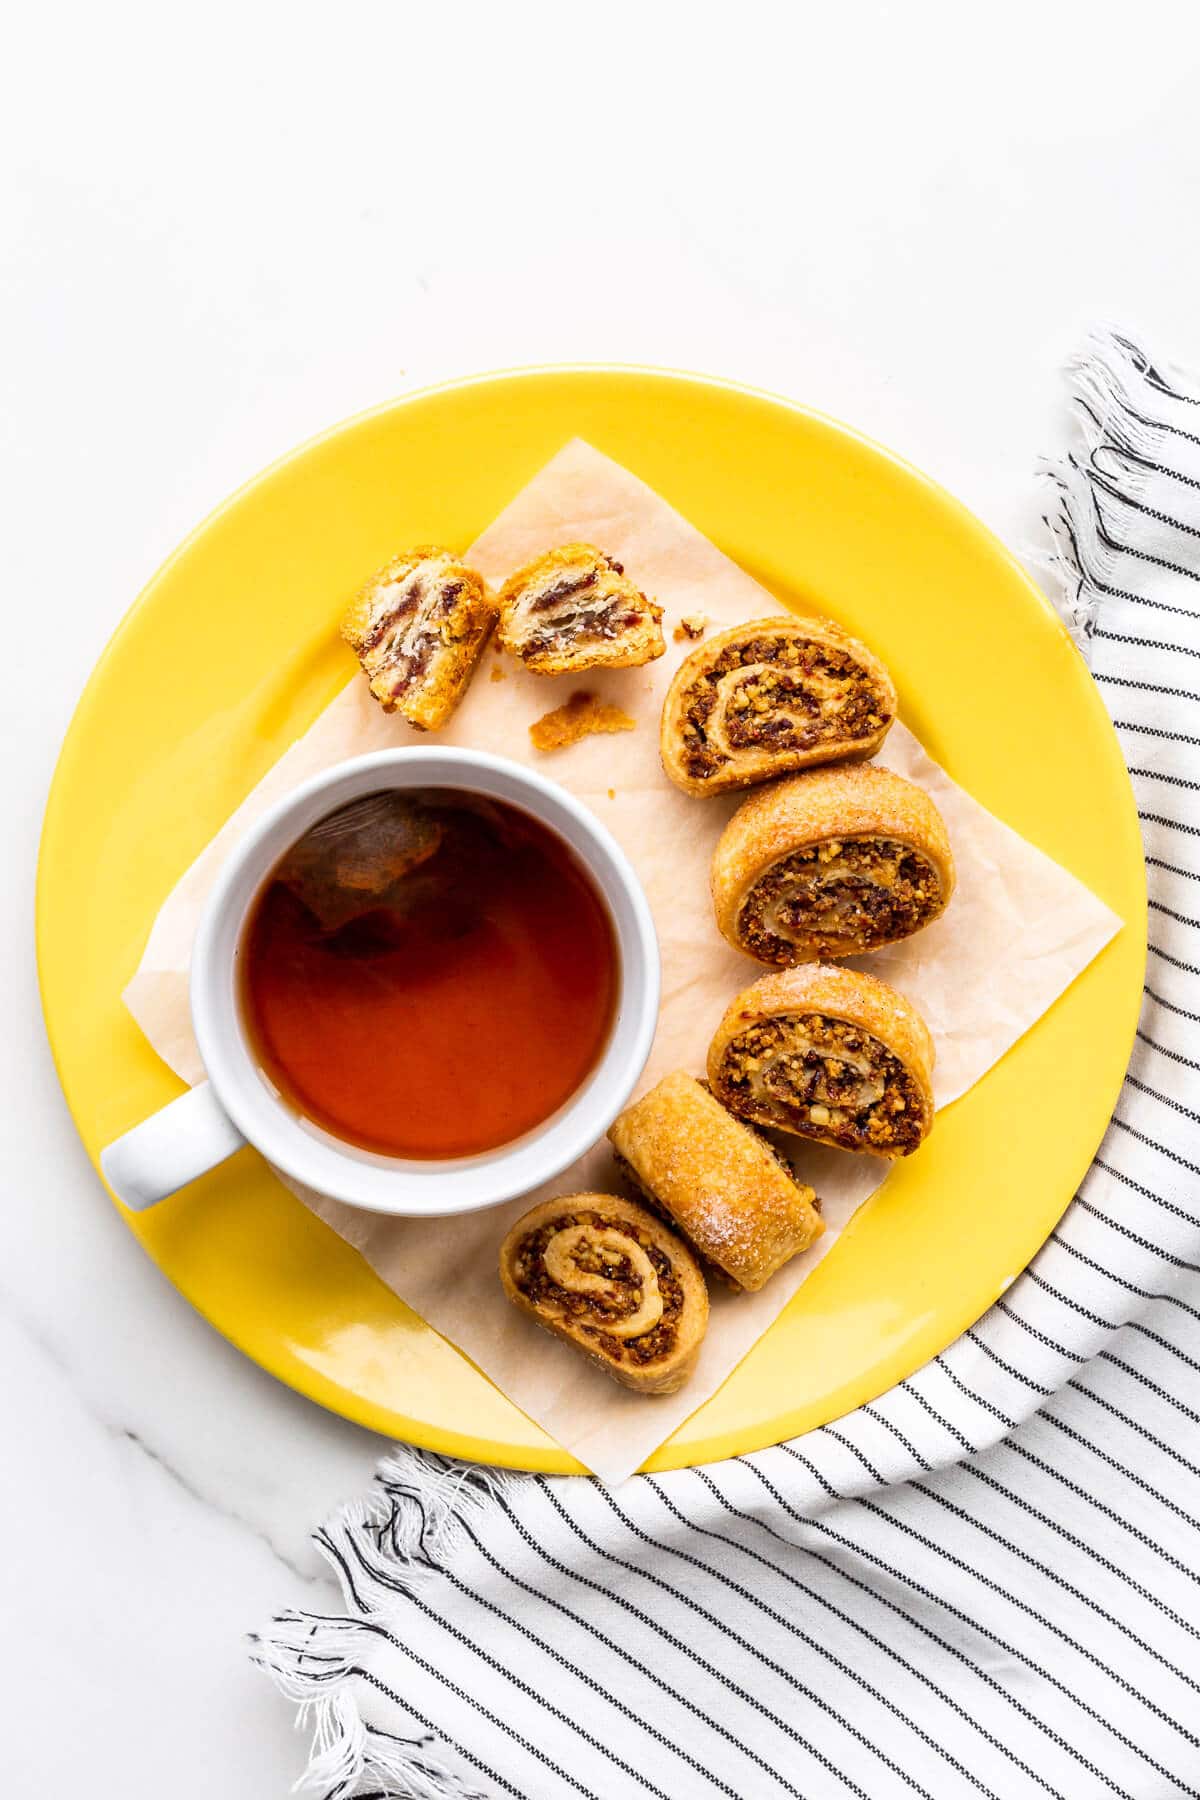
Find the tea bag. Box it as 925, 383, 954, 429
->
276, 792, 444, 930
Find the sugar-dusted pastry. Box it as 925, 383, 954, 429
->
499, 1193, 708, 1394
341, 545, 495, 730
712, 764, 954, 965
608, 1072, 823, 1292
660, 615, 897, 797
707, 963, 935, 1158
497, 543, 665, 675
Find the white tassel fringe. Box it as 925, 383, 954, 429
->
1034, 323, 1200, 652
252, 1449, 522, 1799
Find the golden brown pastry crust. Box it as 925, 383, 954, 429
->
707, 964, 935, 1158
608, 1072, 823, 1291
498, 1193, 708, 1394
497, 543, 665, 676
660, 615, 897, 797
528, 690, 637, 753
712, 764, 955, 964
341, 545, 495, 730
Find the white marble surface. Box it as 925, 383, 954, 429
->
4, 2, 1199, 1790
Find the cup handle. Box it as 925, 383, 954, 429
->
100, 1080, 247, 1210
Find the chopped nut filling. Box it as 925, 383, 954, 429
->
514, 1211, 683, 1363
738, 838, 942, 960
717, 1014, 924, 1152
680, 634, 890, 780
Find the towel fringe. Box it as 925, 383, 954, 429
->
1032, 323, 1193, 652
252, 1446, 511, 1798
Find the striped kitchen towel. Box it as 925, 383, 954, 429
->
255, 328, 1198, 1800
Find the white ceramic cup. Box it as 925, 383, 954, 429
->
101, 747, 660, 1217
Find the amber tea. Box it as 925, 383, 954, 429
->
241, 789, 619, 1159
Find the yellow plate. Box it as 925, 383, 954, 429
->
37, 369, 1145, 1473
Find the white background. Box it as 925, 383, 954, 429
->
3, 2, 1197, 1791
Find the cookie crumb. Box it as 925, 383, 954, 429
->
608, 787, 616, 799
673, 613, 708, 642
529, 690, 637, 753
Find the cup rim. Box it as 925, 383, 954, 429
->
189, 746, 661, 1217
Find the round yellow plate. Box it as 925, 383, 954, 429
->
38, 369, 1145, 1473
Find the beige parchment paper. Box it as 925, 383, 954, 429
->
124, 440, 1121, 1483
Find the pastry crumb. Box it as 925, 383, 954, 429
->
490, 665, 506, 682
673, 613, 708, 642
529, 690, 636, 753
608, 787, 616, 799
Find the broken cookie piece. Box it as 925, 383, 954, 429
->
529, 690, 636, 753
341, 545, 496, 730
497, 543, 665, 676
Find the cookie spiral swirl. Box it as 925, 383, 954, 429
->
499, 1194, 709, 1393
661, 615, 897, 797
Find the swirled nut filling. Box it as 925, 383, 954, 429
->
680, 636, 889, 781
738, 838, 942, 960
719, 1014, 924, 1152
514, 1211, 683, 1364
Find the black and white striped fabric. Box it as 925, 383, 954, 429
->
258, 330, 1198, 1800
